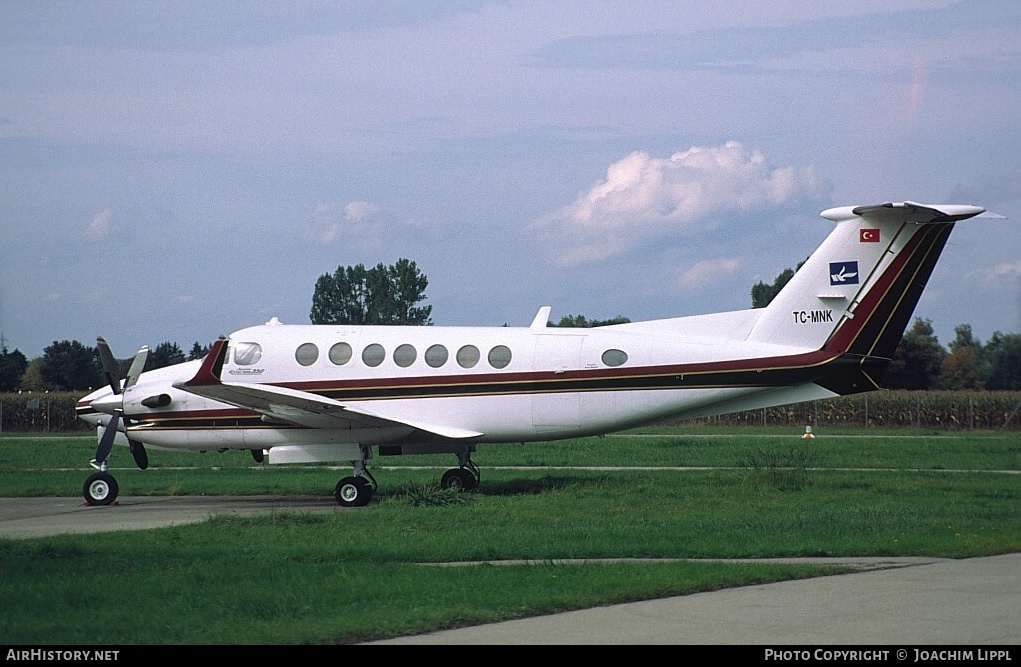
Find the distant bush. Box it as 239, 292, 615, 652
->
684, 391, 1021, 431
0, 392, 89, 433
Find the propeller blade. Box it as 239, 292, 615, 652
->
95, 411, 121, 464
251, 449, 265, 464
96, 337, 123, 395
124, 346, 149, 390
129, 439, 149, 470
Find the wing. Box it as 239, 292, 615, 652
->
172, 338, 483, 439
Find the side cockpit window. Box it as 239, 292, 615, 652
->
234, 342, 262, 366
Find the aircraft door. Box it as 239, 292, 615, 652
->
531, 334, 583, 434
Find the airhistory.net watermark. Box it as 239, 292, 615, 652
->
6, 650, 119, 661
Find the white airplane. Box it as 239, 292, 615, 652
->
76, 201, 997, 507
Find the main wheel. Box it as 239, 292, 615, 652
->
440, 468, 478, 492
83, 471, 119, 506
334, 476, 372, 507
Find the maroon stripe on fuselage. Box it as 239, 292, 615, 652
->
274, 349, 838, 395
127, 348, 844, 430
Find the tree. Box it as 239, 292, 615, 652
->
983, 331, 1021, 390
19, 358, 47, 391
550, 314, 631, 327
0, 347, 28, 391
188, 342, 210, 360
940, 324, 984, 390
750, 259, 806, 308
40, 340, 103, 391
883, 318, 945, 390
146, 342, 186, 371
310, 259, 432, 325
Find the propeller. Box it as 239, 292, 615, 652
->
93, 337, 150, 470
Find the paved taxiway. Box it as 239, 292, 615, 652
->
2, 496, 1017, 644
0, 495, 338, 539
371, 553, 1020, 644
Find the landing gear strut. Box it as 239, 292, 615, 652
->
334, 446, 377, 507
440, 449, 480, 491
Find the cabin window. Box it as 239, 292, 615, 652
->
362, 343, 386, 367
601, 349, 628, 367
456, 345, 480, 368
488, 345, 512, 369
329, 342, 353, 365
425, 344, 448, 368
393, 344, 417, 368
295, 343, 319, 366
233, 342, 262, 366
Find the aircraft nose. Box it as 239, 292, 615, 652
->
90, 393, 123, 415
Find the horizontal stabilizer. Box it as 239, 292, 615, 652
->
821, 201, 987, 224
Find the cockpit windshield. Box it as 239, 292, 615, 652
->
233, 342, 262, 366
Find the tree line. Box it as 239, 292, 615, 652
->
751, 266, 1021, 390
0, 341, 211, 393
2, 258, 1017, 392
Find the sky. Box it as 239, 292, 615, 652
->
2, 0, 1019, 360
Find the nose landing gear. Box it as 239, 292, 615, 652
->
84, 469, 119, 506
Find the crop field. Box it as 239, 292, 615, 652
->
1, 426, 1019, 644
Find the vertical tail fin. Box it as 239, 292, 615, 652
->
746, 202, 986, 389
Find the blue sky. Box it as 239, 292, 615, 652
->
2, 0, 1019, 359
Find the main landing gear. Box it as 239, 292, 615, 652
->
440, 450, 480, 492
333, 446, 481, 506
335, 448, 378, 508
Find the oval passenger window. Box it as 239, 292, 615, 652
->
295, 343, 319, 366
601, 349, 628, 367
393, 344, 417, 368
456, 345, 480, 368
329, 342, 353, 365
362, 344, 386, 367
425, 344, 448, 368
488, 345, 512, 369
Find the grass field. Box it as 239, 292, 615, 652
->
1, 427, 1019, 644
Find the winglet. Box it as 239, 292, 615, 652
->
180, 337, 229, 387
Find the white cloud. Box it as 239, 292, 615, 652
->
86, 209, 112, 238
967, 260, 1021, 283
344, 200, 379, 222
310, 200, 381, 244
989, 261, 1021, 279
532, 141, 824, 266
676, 258, 743, 290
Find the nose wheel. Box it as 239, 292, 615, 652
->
84, 471, 119, 506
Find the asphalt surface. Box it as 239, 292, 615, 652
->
370, 553, 1020, 645
1, 496, 1017, 645
0, 495, 339, 539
